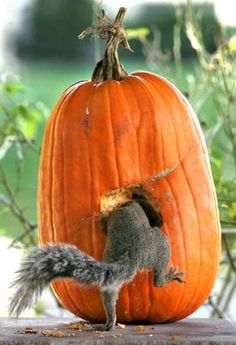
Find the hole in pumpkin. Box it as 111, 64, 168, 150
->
131, 189, 163, 228
100, 185, 163, 229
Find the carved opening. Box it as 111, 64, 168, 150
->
100, 185, 163, 229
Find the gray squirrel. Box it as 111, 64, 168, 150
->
9, 201, 185, 331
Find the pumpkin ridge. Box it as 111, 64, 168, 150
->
159, 132, 188, 319
50, 88, 76, 240
131, 76, 161, 179
106, 82, 133, 321
103, 82, 121, 187
189, 114, 221, 302
38, 86, 83, 316
126, 77, 158, 183
38, 116, 54, 243
125, 78, 152, 320
160, 81, 206, 320
60, 86, 88, 317
119, 81, 148, 321
151, 82, 188, 321
128, 75, 182, 321
172, 158, 218, 320
55, 83, 96, 317
38, 87, 73, 243
81, 84, 96, 255
52, 85, 87, 315
47, 95, 71, 311
128, 76, 172, 321
49, 92, 63, 242
54, 93, 74, 315
83, 84, 104, 319
78, 83, 107, 319
153, 80, 200, 320
175, 160, 220, 319
59, 83, 91, 239
127, 76, 164, 320
117, 82, 138, 321
165, 86, 220, 319
172, 100, 218, 319
173, 162, 201, 319
136, 75, 203, 321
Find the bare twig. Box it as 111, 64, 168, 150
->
210, 265, 232, 317
222, 234, 236, 273
222, 275, 236, 313
207, 295, 228, 319
0, 163, 37, 246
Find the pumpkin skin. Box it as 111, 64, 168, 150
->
38, 71, 221, 323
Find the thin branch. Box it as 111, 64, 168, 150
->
221, 254, 236, 265
222, 234, 236, 273
0, 163, 37, 236
222, 275, 236, 313
9, 227, 37, 249
207, 295, 228, 319
211, 265, 232, 318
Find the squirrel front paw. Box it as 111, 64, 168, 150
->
165, 266, 186, 284
154, 267, 186, 287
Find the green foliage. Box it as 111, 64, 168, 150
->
0, 73, 47, 160
126, 28, 150, 40
184, 3, 236, 230
228, 35, 236, 52
34, 300, 46, 317
0, 228, 5, 236
124, 3, 220, 59
0, 72, 48, 243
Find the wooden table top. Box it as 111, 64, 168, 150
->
0, 317, 236, 345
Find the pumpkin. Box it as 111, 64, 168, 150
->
38, 8, 221, 323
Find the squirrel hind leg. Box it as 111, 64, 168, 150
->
92, 287, 119, 331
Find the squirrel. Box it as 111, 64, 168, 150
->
9, 201, 185, 331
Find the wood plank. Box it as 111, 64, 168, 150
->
0, 318, 236, 345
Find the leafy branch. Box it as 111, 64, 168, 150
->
0, 72, 48, 248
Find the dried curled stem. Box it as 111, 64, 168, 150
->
79, 7, 132, 82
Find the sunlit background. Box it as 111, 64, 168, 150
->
0, 0, 236, 320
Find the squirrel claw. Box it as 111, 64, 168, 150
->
166, 266, 186, 284
92, 324, 107, 332
92, 323, 115, 332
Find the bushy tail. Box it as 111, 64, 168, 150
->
9, 244, 131, 317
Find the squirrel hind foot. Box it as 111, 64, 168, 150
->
91, 323, 116, 332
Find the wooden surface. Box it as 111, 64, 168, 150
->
0, 318, 236, 345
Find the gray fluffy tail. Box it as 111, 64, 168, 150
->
9, 244, 130, 317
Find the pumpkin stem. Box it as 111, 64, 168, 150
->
78, 7, 132, 82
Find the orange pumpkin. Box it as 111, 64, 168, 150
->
38, 8, 221, 323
